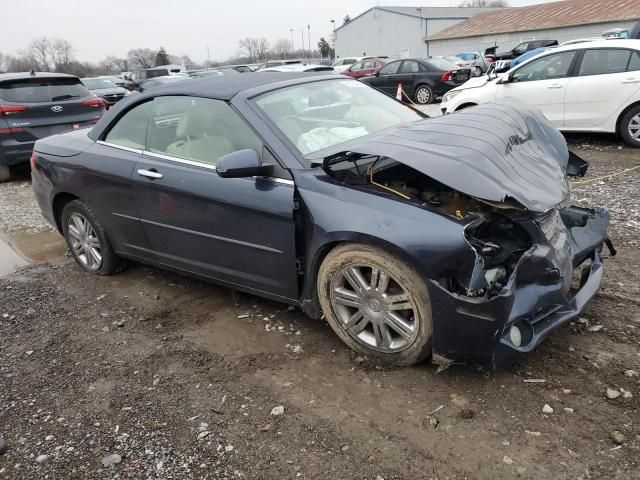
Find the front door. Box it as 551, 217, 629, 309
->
131, 95, 299, 301
373, 60, 403, 95
496, 50, 577, 128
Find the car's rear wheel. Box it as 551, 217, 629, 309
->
620, 105, 640, 147
318, 243, 432, 366
414, 85, 434, 105
61, 200, 124, 275
474, 66, 483, 77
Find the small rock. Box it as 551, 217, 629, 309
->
624, 369, 638, 377
610, 431, 625, 445
606, 388, 621, 399
0, 436, 7, 455
516, 466, 527, 475
563, 408, 574, 414
115, 320, 125, 328
340, 445, 349, 452
562, 389, 572, 395
237, 314, 249, 319
101, 326, 110, 333
45, 435, 54, 441
65, 447, 74, 453
153, 294, 160, 300
542, 404, 554, 414
102, 453, 122, 468
96, 294, 107, 301
225, 445, 234, 453
26, 351, 33, 355
525, 430, 541, 437
197, 431, 210, 440
270, 405, 285, 416
153, 377, 160, 386
621, 388, 632, 399
503, 455, 514, 465
354, 356, 365, 363
259, 424, 272, 432
502, 440, 510, 446
282, 381, 293, 387
376, 476, 385, 480
587, 324, 603, 332
428, 416, 439, 428
458, 408, 475, 419
35, 455, 49, 463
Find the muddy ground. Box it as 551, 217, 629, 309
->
0, 135, 639, 479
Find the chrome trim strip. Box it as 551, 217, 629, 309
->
96, 140, 143, 155
112, 212, 139, 221
142, 150, 218, 171
140, 218, 284, 254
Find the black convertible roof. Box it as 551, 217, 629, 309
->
142, 71, 338, 100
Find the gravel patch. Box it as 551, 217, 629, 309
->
0, 180, 53, 233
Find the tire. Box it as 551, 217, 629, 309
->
61, 200, 125, 275
474, 66, 483, 77
414, 85, 434, 105
619, 105, 640, 147
317, 243, 433, 366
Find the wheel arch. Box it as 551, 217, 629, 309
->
453, 102, 478, 112
615, 100, 640, 136
300, 233, 423, 319
52, 192, 81, 233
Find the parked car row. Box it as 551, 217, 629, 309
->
441, 39, 640, 147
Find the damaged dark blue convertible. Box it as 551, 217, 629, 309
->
30, 73, 613, 368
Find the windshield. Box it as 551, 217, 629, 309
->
0, 77, 90, 103
82, 78, 117, 90
255, 79, 423, 156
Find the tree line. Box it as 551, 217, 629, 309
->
0, 35, 336, 77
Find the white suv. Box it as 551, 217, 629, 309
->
441, 40, 640, 147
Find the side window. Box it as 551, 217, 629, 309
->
400, 61, 420, 73
363, 60, 376, 69
350, 62, 363, 71
379, 61, 401, 75
344, 59, 357, 65
146, 96, 262, 166
104, 101, 152, 149
579, 49, 632, 76
628, 51, 640, 71
512, 51, 576, 83
513, 43, 529, 55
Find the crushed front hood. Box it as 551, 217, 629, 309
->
319, 99, 571, 213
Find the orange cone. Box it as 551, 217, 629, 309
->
395, 83, 403, 101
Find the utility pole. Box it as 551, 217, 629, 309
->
301, 29, 305, 59
290, 28, 294, 58
307, 24, 311, 58
206, 45, 211, 68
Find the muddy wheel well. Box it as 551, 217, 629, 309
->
52, 193, 79, 233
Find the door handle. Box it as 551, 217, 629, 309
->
137, 168, 163, 180
547, 84, 564, 89
622, 78, 640, 84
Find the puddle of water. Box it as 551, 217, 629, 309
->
0, 229, 67, 277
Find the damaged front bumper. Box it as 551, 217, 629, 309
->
428, 206, 612, 368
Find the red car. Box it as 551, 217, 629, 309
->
342, 58, 388, 79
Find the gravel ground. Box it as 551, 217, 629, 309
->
0, 136, 639, 479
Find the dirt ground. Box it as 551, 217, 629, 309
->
0, 134, 639, 480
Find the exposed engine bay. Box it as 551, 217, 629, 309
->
324, 153, 537, 298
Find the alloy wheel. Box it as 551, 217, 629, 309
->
628, 114, 640, 141
67, 213, 103, 271
415, 87, 431, 104
329, 264, 418, 353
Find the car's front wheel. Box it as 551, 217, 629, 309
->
318, 243, 432, 366
473, 66, 483, 77
61, 200, 124, 275
620, 105, 640, 147
414, 85, 434, 105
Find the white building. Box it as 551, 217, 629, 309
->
333, 6, 502, 60
426, 0, 640, 57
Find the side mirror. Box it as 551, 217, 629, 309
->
499, 71, 515, 84
216, 149, 274, 179
374, 69, 380, 76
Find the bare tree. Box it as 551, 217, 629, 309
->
127, 48, 157, 69
255, 38, 270, 61
459, 0, 509, 6
272, 39, 293, 59
50, 38, 74, 68
28, 37, 51, 70
238, 38, 259, 62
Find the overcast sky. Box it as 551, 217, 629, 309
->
4, 0, 557, 63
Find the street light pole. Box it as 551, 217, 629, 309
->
330, 20, 336, 59
301, 29, 305, 59
307, 24, 311, 58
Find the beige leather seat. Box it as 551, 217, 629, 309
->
166, 101, 233, 165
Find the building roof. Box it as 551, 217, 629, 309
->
426, 0, 640, 41
334, 6, 502, 33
